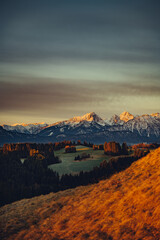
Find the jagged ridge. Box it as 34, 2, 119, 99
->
2, 123, 48, 134
1, 112, 160, 144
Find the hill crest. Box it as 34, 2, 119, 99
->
0, 148, 160, 240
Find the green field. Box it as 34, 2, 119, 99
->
48, 145, 110, 176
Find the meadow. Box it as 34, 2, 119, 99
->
49, 145, 110, 176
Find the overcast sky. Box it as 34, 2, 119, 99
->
1, 0, 160, 124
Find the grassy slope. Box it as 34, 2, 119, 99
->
0, 148, 160, 240
49, 145, 110, 176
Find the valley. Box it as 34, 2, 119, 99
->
49, 145, 110, 176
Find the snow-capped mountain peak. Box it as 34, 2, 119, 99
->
106, 112, 135, 126
119, 111, 134, 122
40, 112, 105, 130
69, 112, 103, 123
150, 113, 160, 118
1, 112, 160, 143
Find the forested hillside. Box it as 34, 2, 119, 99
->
0, 148, 160, 240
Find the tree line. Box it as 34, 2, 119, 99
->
0, 140, 152, 207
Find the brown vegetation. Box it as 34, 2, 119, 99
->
3, 143, 55, 157
0, 148, 160, 240
104, 141, 128, 156
132, 143, 160, 150
93, 144, 104, 150
2, 143, 60, 164
104, 141, 122, 155
65, 145, 76, 153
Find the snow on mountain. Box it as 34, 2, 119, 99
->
69, 112, 103, 123
43, 112, 106, 130
122, 114, 160, 137
38, 111, 160, 143
39, 115, 108, 138
106, 112, 134, 125
106, 112, 160, 137
105, 114, 123, 125
1, 112, 160, 144
2, 122, 48, 134
120, 111, 134, 122
150, 113, 160, 118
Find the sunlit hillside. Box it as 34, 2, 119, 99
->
1, 148, 160, 240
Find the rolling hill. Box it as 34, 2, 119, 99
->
0, 148, 160, 240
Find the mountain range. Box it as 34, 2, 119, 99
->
0, 111, 160, 146
1, 122, 48, 134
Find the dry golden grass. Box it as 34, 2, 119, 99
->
1, 148, 160, 240
76, 147, 90, 151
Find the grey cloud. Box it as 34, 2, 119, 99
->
0, 80, 99, 112
1, 0, 160, 66
1, 39, 160, 65
1, 1, 160, 121
0, 78, 159, 113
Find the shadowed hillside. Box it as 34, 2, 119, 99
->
0, 148, 160, 240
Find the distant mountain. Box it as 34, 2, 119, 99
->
105, 111, 134, 125
150, 113, 160, 117
43, 112, 105, 128
0, 126, 34, 146
68, 112, 105, 124
105, 114, 124, 125
122, 114, 160, 137
2, 122, 48, 134
0, 126, 50, 146
1, 112, 160, 145
38, 112, 160, 144
107, 112, 160, 137
119, 111, 134, 122
38, 112, 110, 142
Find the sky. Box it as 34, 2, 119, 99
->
0, 0, 160, 124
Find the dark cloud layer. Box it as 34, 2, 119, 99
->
0, 79, 159, 112
1, 0, 160, 65
0, 1, 160, 123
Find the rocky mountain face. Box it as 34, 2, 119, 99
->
38, 111, 160, 143
0, 126, 52, 146
1, 112, 160, 145
108, 112, 160, 137
122, 115, 160, 137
